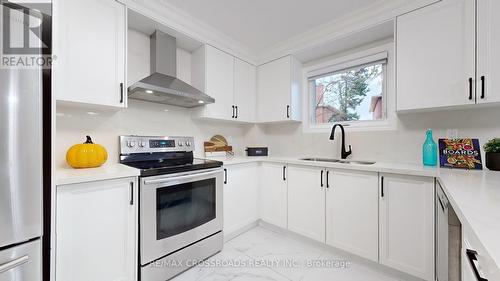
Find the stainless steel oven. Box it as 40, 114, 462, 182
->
120, 135, 224, 280
140, 168, 223, 265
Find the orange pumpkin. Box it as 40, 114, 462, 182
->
66, 136, 108, 168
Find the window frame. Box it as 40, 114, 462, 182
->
302, 43, 396, 133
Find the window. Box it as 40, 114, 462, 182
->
309, 56, 387, 126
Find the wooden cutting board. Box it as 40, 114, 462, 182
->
204, 135, 233, 152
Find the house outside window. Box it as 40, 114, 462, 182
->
304, 46, 394, 132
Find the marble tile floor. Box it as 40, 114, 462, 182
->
171, 227, 411, 281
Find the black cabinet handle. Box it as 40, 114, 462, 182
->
326, 171, 330, 188
231, 106, 235, 118
283, 166, 286, 181
224, 169, 227, 184
466, 249, 488, 281
120, 83, 124, 103
320, 170, 324, 187
235, 106, 239, 118
381, 176, 385, 197
129, 182, 134, 205
286, 105, 290, 118
481, 76, 485, 99
469, 78, 473, 100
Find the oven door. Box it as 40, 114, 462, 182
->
140, 168, 223, 265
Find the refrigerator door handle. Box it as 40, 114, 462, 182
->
0, 255, 29, 273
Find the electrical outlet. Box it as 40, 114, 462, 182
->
446, 129, 459, 139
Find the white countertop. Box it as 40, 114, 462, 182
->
56, 163, 140, 186
210, 156, 500, 269
56, 155, 500, 269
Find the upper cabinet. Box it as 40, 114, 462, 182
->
192, 45, 256, 123
257, 56, 302, 122
396, 0, 475, 111
234, 58, 257, 122
476, 0, 500, 104
54, 0, 127, 108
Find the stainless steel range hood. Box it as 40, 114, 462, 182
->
128, 31, 214, 108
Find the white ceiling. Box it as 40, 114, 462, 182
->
160, 0, 385, 53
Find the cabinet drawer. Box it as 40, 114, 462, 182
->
462, 225, 500, 280
0, 240, 41, 281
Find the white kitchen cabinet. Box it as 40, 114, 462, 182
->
287, 165, 325, 242
234, 58, 257, 122
54, 0, 127, 108
56, 177, 137, 281
257, 56, 302, 123
476, 0, 500, 105
396, 0, 476, 111
325, 170, 379, 262
461, 220, 500, 281
379, 174, 434, 281
223, 163, 259, 237
259, 162, 288, 229
192, 45, 257, 122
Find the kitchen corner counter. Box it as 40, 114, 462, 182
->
56, 163, 140, 186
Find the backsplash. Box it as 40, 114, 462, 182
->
55, 100, 257, 168
260, 106, 500, 164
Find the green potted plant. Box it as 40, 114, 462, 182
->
484, 138, 500, 171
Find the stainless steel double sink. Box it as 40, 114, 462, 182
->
300, 158, 376, 165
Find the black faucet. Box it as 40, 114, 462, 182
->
329, 124, 352, 159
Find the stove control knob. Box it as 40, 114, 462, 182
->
185, 141, 191, 147
139, 141, 146, 148
128, 141, 136, 148
177, 141, 183, 147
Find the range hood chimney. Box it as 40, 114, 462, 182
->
128, 30, 214, 108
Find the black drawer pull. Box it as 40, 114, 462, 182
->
223, 169, 227, 184
481, 76, 485, 99
381, 176, 384, 197
466, 249, 488, 281
468, 78, 473, 100
320, 170, 324, 187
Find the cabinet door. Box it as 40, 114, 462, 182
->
56, 178, 137, 281
204, 45, 235, 119
234, 58, 257, 122
54, 0, 126, 108
477, 0, 500, 104
257, 56, 292, 122
223, 163, 259, 236
326, 170, 378, 262
287, 166, 325, 242
259, 163, 288, 228
396, 0, 475, 111
379, 174, 434, 281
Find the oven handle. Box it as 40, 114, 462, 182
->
143, 169, 222, 185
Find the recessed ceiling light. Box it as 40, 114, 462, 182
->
145, 90, 154, 94
198, 100, 205, 104
163, 109, 169, 112
86, 112, 99, 115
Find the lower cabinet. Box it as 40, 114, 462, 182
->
379, 174, 435, 281
325, 170, 379, 262
259, 162, 288, 228
223, 163, 259, 237
287, 165, 325, 242
56, 177, 138, 281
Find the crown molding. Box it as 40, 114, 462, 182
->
120, 0, 259, 65
120, 0, 438, 66
256, 0, 439, 64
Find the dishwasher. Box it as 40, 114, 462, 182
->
436, 181, 462, 281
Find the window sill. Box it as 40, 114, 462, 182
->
303, 120, 396, 134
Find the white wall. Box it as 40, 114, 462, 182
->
56, 100, 257, 168
259, 107, 500, 164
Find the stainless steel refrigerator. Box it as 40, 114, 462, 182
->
0, 3, 43, 280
